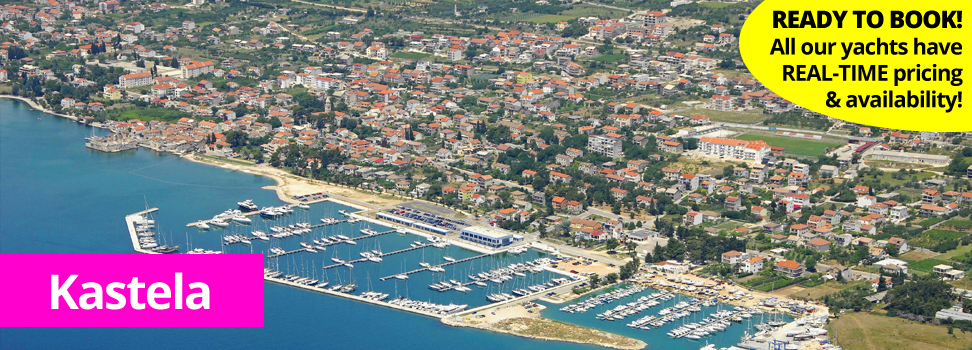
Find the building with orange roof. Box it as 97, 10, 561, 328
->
775, 259, 805, 278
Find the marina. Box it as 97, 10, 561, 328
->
3, 99, 604, 350
123, 198, 579, 317
541, 282, 800, 349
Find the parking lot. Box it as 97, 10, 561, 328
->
550, 256, 619, 277
382, 203, 470, 232
293, 192, 329, 202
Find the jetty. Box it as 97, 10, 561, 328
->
266, 229, 396, 258
124, 208, 162, 254
186, 204, 300, 228
379, 253, 493, 281
263, 275, 448, 318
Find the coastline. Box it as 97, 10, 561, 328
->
443, 312, 647, 350
8, 93, 639, 350
1, 95, 80, 122
180, 153, 405, 208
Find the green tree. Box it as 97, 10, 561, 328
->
589, 273, 600, 288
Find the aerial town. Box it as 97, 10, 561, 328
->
2, 0, 971, 349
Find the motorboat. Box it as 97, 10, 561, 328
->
210, 219, 229, 227
238, 199, 258, 211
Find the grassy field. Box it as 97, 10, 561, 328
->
899, 250, 940, 261
918, 217, 946, 227
909, 258, 952, 272
937, 244, 972, 261
526, 14, 574, 23
874, 171, 935, 186
789, 281, 864, 300
687, 108, 769, 124
736, 133, 843, 157
560, 4, 623, 18
494, 12, 542, 23
390, 51, 431, 59
592, 54, 626, 63
828, 312, 972, 350
940, 219, 972, 232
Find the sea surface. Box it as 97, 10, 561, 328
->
1, 98, 762, 349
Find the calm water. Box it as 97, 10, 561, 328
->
0, 98, 744, 349
539, 285, 791, 349
0, 99, 596, 350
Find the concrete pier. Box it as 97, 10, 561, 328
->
263, 275, 447, 318
266, 229, 396, 258
125, 208, 162, 254
379, 253, 494, 281
185, 204, 299, 228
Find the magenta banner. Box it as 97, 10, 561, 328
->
0, 254, 265, 327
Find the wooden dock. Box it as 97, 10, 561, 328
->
379, 252, 492, 281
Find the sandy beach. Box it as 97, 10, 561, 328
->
182, 153, 405, 208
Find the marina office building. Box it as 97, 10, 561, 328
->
460, 226, 515, 248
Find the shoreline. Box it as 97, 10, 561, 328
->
443, 313, 647, 350
13, 93, 639, 350
1, 95, 80, 122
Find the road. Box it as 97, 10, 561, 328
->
579, 207, 631, 223
291, 0, 366, 13
580, 1, 635, 13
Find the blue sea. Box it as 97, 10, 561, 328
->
0, 99, 768, 349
